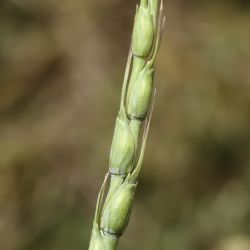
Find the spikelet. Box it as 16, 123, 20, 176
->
101, 178, 137, 236
126, 64, 154, 120
109, 109, 135, 175
132, 1, 154, 57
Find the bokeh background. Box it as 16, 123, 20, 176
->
0, 0, 250, 249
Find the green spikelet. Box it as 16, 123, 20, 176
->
126, 64, 154, 120
132, 0, 154, 57
109, 109, 135, 175
101, 178, 137, 236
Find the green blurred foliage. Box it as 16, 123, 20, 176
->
0, 0, 250, 249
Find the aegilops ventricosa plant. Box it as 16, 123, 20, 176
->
89, 0, 165, 249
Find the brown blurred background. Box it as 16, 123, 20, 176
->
0, 0, 250, 249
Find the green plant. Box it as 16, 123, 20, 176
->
89, 1, 165, 249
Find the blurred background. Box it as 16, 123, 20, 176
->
0, 0, 250, 249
